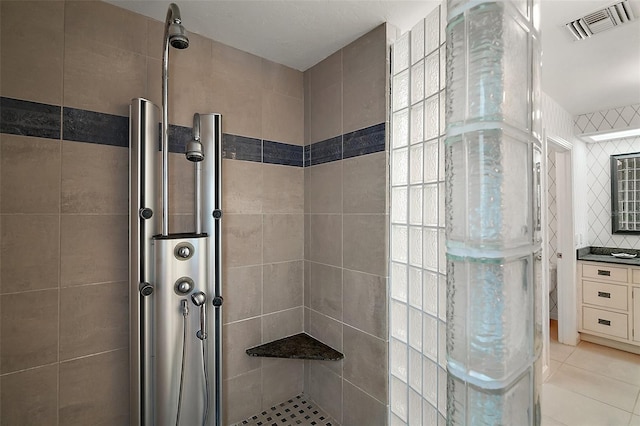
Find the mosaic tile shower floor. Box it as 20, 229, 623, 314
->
233, 394, 337, 426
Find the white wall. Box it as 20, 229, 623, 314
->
576, 104, 640, 249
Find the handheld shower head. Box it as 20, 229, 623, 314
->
191, 291, 206, 307
191, 291, 207, 340
186, 113, 204, 162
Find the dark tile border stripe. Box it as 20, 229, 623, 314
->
343, 123, 386, 159
309, 135, 342, 166
1, 97, 386, 166
222, 134, 262, 162
63, 107, 128, 147
0, 97, 61, 139
264, 140, 303, 167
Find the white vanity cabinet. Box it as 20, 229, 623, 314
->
578, 261, 640, 352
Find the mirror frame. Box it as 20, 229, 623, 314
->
611, 151, 640, 234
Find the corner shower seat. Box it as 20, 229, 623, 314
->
245, 333, 344, 361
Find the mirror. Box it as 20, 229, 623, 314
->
611, 152, 640, 234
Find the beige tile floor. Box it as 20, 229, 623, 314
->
543, 320, 640, 426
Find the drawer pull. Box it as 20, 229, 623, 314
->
597, 291, 611, 298
597, 269, 611, 276
598, 318, 611, 326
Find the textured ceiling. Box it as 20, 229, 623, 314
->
106, 0, 640, 116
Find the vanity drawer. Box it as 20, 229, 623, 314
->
582, 280, 628, 311
583, 307, 628, 339
582, 264, 628, 282
632, 269, 640, 284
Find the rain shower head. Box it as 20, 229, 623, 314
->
165, 3, 189, 50
168, 22, 189, 49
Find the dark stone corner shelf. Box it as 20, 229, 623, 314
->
245, 333, 344, 361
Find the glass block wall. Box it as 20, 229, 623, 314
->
444, 0, 543, 424
389, 4, 448, 425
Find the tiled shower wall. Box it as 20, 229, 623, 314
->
389, 4, 448, 425
302, 24, 390, 425
0, 1, 307, 424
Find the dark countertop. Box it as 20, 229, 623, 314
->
577, 246, 640, 266
245, 333, 344, 361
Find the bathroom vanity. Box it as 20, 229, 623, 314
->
577, 248, 640, 354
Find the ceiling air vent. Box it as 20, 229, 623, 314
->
565, 0, 636, 40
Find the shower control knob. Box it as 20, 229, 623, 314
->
177, 246, 191, 258
174, 277, 194, 295
212, 209, 222, 219
212, 296, 224, 307
139, 282, 154, 296
139, 208, 153, 220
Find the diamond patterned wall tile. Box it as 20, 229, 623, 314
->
574, 103, 640, 134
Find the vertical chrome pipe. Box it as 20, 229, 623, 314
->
200, 114, 223, 426
161, 32, 170, 236
196, 162, 202, 234
129, 98, 160, 426
194, 113, 203, 234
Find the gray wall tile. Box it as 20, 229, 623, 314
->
1, 290, 58, 373
263, 261, 303, 314
1, 364, 58, 426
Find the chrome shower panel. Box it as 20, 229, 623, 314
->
154, 235, 211, 426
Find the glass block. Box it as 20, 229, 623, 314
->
409, 307, 422, 351
423, 183, 438, 227
447, 256, 533, 382
391, 262, 408, 302
423, 356, 438, 405
445, 15, 466, 129
425, 94, 439, 141
423, 313, 438, 360
409, 388, 422, 425
393, 70, 410, 112
438, 320, 447, 368
446, 130, 532, 249
410, 103, 424, 144
409, 266, 423, 309
409, 186, 423, 226
409, 226, 422, 267
425, 6, 440, 55
438, 229, 446, 273
447, 369, 532, 425
391, 187, 408, 224
424, 399, 438, 425
410, 144, 424, 184
439, 91, 446, 136
391, 375, 409, 421
409, 347, 422, 392
392, 109, 409, 148
424, 140, 438, 183
438, 366, 447, 416
411, 19, 425, 65
423, 270, 438, 316
532, 38, 542, 139
438, 273, 447, 321
391, 225, 408, 263
439, 45, 446, 90
393, 33, 410, 75
411, 62, 425, 106
425, 51, 439, 98
392, 146, 408, 186
391, 337, 408, 380
466, 3, 529, 129
390, 413, 406, 426
391, 299, 408, 342
438, 138, 445, 182
423, 227, 438, 271
440, 3, 447, 44
438, 182, 446, 228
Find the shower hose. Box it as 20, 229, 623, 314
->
176, 300, 211, 426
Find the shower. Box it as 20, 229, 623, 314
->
129, 3, 223, 426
